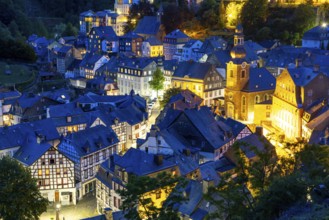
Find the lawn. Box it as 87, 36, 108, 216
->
0, 62, 35, 86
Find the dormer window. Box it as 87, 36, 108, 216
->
66, 116, 72, 123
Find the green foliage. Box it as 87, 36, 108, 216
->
160, 87, 182, 108
291, 4, 316, 34
118, 172, 187, 220
62, 23, 78, 37
241, 0, 268, 37
149, 68, 165, 98
124, 0, 155, 34
205, 142, 329, 219
0, 39, 37, 62
0, 156, 48, 220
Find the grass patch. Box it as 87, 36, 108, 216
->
0, 62, 34, 86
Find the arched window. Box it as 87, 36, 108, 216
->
264, 94, 269, 101
230, 70, 233, 77
255, 95, 260, 104
241, 70, 246, 78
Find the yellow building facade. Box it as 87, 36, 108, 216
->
271, 67, 329, 139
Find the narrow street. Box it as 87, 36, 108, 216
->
40, 193, 97, 220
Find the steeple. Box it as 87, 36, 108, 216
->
230, 24, 246, 59
234, 24, 244, 46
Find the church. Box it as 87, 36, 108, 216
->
224, 25, 276, 122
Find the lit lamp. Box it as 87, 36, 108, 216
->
322, 22, 327, 28
56, 203, 61, 220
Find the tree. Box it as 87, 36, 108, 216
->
0, 156, 48, 220
218, 0, 226, 30
149, 68, 165, 98
160, 87, 182, 108
62, 23, 78, 37
291, 4, 316, 34
118, 172, 187, 220
241, 0, 268, 37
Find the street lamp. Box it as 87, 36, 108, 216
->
56, 203, 61, 220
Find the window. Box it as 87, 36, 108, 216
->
45, 169, 49, 175
307, 89, 313, 97
63, 168, 68, 174
38, 169, 42, 176
56, 169, 60, 175
89, 156, 93, 165
89, 168, 93, 176
230, 70, 233, 77
266, 112, 270, 118
49, 158, 55, 165
255, 95, 260, 104
84, 170, 88, 179
241, 70, 246, 78
41, 159, 45, 165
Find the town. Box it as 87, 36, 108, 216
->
1, 0, 329, 219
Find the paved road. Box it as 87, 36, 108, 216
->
40, 193, 98, 220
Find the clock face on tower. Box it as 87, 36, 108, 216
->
241, 62, 246, 68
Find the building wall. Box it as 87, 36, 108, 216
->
31, 147, 76, 205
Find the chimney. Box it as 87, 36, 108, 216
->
103, 207, 113, 220
183, 148, 191, 156
154, 154, 163, 166
255, 126, 263, 136
313, 64, 320, 72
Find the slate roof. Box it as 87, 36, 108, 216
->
183, 107, 230, 150
80, 10, 95, 17
0, 119, 60, 151
0, 90, 21, 100
91, 26, 118, 41
190, 208, 208, 220
80, 53, 104, 69
114, 148, 176, 176
207, 50, 231, 68
177, 180, 203, 216
14, 140, 53, 166
96, 57, 120, 73
168, 89, 203, 107
166, 153, 199, 176
303, 25, 329, 40
199, 161, 221, 185
63, 125, 119, 157
287, 67, 319, 87
244, 40, 265, 54
236, 134, 274, 159
118, 57, 156, 70
216, 117, 248, 138
173, 61, 213, 80
242, 67, 276, 92
121, 31, 143, 39
134, 16, 161, 35
145, 36, 162, 46
48, 102, 84, 118
165, 29, 189, 39
163, 59, 178, 72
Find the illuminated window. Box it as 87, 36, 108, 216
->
38, 169, 42, 176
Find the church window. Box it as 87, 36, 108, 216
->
230, 70, 233, 77
241, 70, 246, 78
255, 95, 260, 104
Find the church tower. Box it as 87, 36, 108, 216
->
225, 24, 250, 119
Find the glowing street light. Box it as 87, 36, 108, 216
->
56, 203, 61, 220
322, 22, 327, 28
